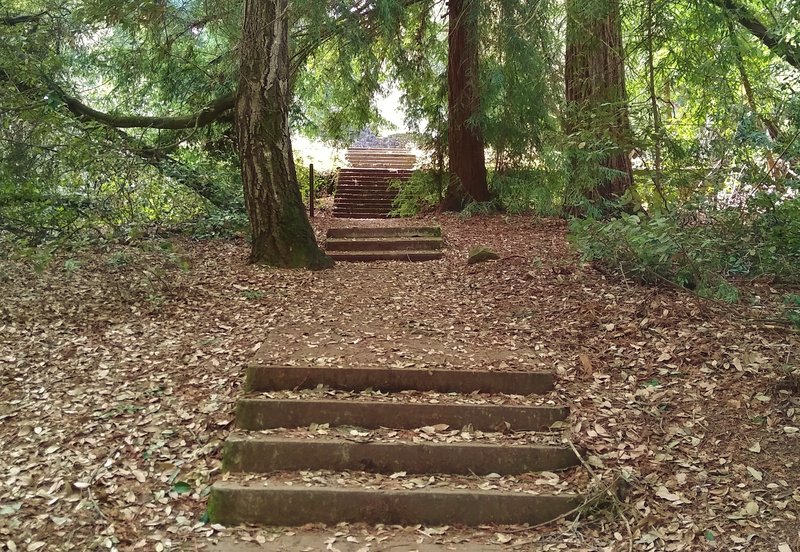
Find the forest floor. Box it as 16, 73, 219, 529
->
1, 214, 798, 551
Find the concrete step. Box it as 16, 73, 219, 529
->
333, 201, 395, 208
332, 210, 394, 217
339, 169, 413, 177
327, 226, 442, 238
334, 196, 397, 202
325, 237, 442, 252
332, 206, 393, 213
222, 434, 578, 474
345, 163, 413, 167
332, 213, 393, 219
332, 205, 394, 212
326, 248, 442, 258
235, 398, 568, 431
245, 365, 554, 394
336, 183, 405, 188
209, 482, 581, 526
334, 192, 397, 197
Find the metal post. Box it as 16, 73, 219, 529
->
309, 163, 315, 218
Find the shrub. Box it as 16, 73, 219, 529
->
569, 193, 800, 304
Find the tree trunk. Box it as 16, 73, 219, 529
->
441, 0, 489, 211
236, 0, 332, 269
564, 0, 634, 210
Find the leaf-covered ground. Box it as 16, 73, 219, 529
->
1, 215, 798, 551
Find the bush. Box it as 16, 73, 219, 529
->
491, 169, 563, 216
569, 193, 800, 303
390, 170, 444, 216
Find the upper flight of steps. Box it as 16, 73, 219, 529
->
209, 364, 583, 527
333, 147, 416, 219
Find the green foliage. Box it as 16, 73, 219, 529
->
390, 171, 444, 216
460, 201, 500, 218
784, 295, 800, 328
490, 170, 563, 216
569, 193, 800, 302
188, 209, 249, 240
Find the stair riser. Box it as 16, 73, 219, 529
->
209, 484, 581, 526
335, 191, 398, 197
338, 171, 413, 177
332, 200, 396, 206
328, 251, 443, 260
337, 176, 408, 184
332, 214, 392, 219
336, 184, 402, 190
245, 366, 553, 394
326, 227, 442, 238
333, 205, 392, 214
325, 239, 441, 252
236, 399, 568, 431
332, 212, 394, 218
223, 437, 578, 475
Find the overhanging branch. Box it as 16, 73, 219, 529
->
60, 91, 235, 129
707, 0, 800, 70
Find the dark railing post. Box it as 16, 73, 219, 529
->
309, 163, 315, 218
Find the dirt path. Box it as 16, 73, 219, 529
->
1, 215, 798, 551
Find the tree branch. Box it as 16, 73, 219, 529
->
707, 0, 800, 70
60, 91, 235, 129
1, 12, 49, 26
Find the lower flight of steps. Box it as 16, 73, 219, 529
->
332, 167, 412, 219
324, 225, 444, 262
208, 364, 583, 527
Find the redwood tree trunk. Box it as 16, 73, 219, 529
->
441, 0, 489, 211
236, 0, 332, 268
564, 0, 634, 209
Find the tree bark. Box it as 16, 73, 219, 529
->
441, 0, 489, 211
236, 0, 332, 268
564, 0, 634, 210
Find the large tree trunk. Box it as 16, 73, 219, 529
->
441, 0, 489, 211
564, 0, 634, 209
236, 0, 332, 268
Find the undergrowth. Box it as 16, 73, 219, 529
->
569, 194, 800, 324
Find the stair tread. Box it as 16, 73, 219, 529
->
214, 472, 580, 494
236, 397, 568, 431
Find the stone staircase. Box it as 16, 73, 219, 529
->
333, 148, 416, 219
209, 365, 582, 527
324, 226, 444, 262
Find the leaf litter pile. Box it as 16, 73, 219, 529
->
0, 215, 798, 551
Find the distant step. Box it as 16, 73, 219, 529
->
235, 398, 568, 431
326, 249, 442, 261
223, 434, 579, 474
210, 482, 581, 526
326, 237, 442, 251
324, 225, 443, 262
333, 149, 415, 218
328, 226, 441, 238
